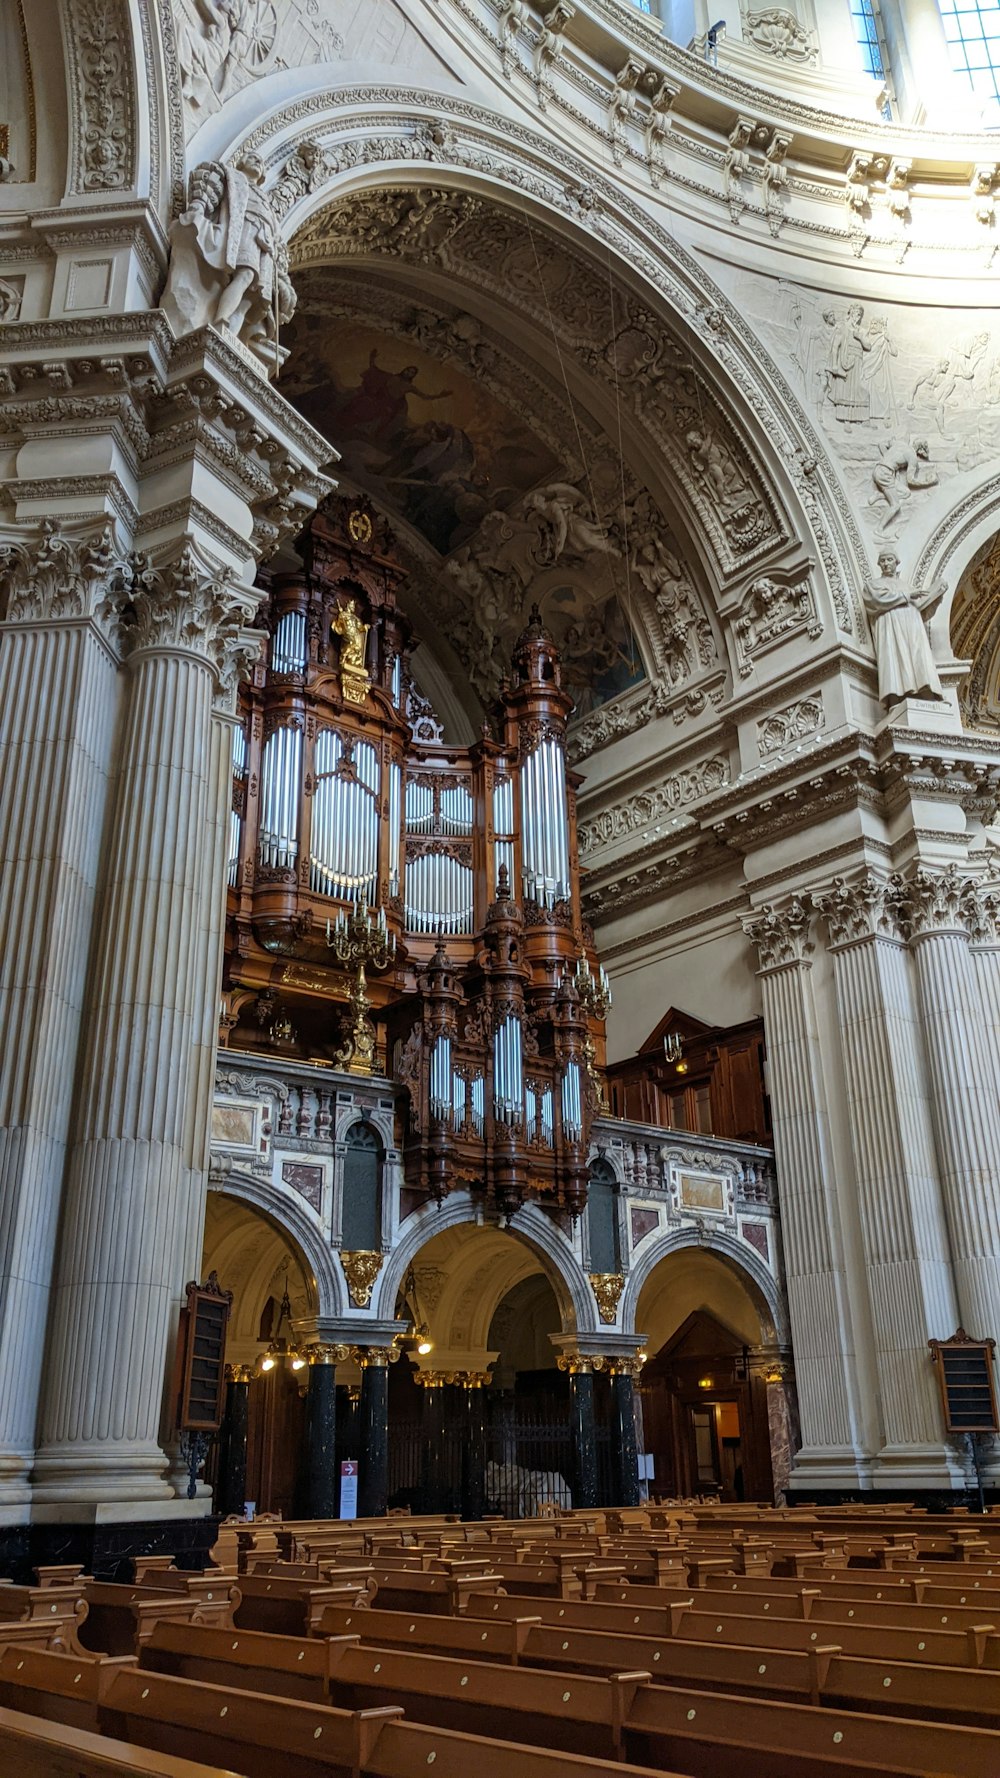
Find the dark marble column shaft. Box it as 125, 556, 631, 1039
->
358, 1355, 390, 1518
421, 1380, 446, 1513
217, 1373, 251, 1518
611, 1368, 640, 1507
462, 1382, 487, 1521
305, 1358, 337, 1519
568, 1367, 598, 1509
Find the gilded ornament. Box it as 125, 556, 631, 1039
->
341, 1249, 384, 1308
332, 597, 371, 704
588, 1271, 625, 1324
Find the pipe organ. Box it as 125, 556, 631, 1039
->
224, 499, 610, 1218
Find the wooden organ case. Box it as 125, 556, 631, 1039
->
224, 500, 610, 1218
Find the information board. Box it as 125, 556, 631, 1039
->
176, 1273, 233, 1433
929, 1329, 999, 1435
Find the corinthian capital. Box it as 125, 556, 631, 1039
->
743, 896, 813, 969
892, 864, 980, 940
813, 872, 900, 946
0, 517, 130, 636
119, 544, 265, 695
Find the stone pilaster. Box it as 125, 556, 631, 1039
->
32, 548, 263, 1504
814, 874, 963, 1486
903, 869, 1000, 1350
745, 899, 875, 1490
0, 522, 126, 1509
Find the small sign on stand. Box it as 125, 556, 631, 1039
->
929, 1327, 998, 1510
339, 1459, 358, 1519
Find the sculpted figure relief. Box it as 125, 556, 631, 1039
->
862, 550, 946, 707
869, 437, 938, 535
159, 156, 295, 366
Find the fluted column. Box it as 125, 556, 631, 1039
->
0, 523, 125, 1508
814, 876, 961, 1482
745, 902, 876, 1489
32, 548, 262, 1505
905, 871, 1000, 1348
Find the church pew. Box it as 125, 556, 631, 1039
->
619, 1681, 1000, 1778
0, 1704, 243, 1778
78, 1585, 231, 1657
232, 1573, 374, 1634
0, 1647, 136, 1729
366, 1567, 504, 1615
142, 1621, 652, 1761
96, 1662, 674, 1778
662, 1601, 998, 1667
317, 1603, 543, 1661
0, 1578, 90, 1652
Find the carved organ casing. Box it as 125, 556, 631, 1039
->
225, 500, 609, 1217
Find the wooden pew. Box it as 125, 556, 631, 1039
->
664, 1601, 997, 1668
367, 1568, 503, 1615
0, 1646, 134, 1728
0, 1703, 242, 1778
317, 1603, 543, 1662
232, 1573, 374, 1635
141, 1622, 652, 1762
0, 1578, 89, 1654
78, 1583, 231, 1656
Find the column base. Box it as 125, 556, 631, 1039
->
869, 1442, 971, 1492
786, 1444, 876, 1494
30, 1441, 175, 1506
0, 1502, 219, 1584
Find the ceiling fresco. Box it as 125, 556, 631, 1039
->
281, 193, 738, 736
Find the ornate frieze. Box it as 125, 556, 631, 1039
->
577, 758, 728, 858
756, 692, 824, 756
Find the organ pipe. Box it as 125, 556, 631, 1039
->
228, 499, 604, 1220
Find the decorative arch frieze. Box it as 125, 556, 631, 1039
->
619, 1223, 787, 1346
207, 1166, 347, 1318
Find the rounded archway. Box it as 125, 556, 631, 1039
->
201, 1191, 319, 1517
635, 1247, 794, 1503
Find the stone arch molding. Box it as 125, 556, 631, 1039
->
619, 1224, 788, 1348
188, 87, 867, 643
372, 1192, 599, 1336
207, 1167, 347, 1319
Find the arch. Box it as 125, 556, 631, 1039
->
620, 1225, 787, 1348
207, 1166, 346, 1318
372, 1191, 596, 1334
195, 89, 866, 646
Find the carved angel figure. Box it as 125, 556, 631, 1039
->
523, 483, 612, 563
160, 155, 294, 364
862, 550, 946, 707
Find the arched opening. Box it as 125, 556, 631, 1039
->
385, 1220, 587, 1513
637, 1248, 794, 1503
201, 1192, 317, 1517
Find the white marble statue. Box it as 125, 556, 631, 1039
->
159, 155, 295, 367
862, 549, 946, 707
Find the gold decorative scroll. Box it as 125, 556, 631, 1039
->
588, 1271, 625, 1324
341, 1249, 384, 1308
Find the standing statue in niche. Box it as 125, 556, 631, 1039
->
862, 550, 946, 708
332, 598, 370, 678
159, 155, 295, 369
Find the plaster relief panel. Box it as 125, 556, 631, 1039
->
716, 269, 1000, 544
175, 0, 455, 130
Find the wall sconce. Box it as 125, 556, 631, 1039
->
698, 1376, 713, 1389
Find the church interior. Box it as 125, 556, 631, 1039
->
2, 0, 1000, 1770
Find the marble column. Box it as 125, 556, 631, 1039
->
745, 901, 876, 1489
217, 1366, 253, 1518
610, 1360, 640, 1508
906, 872, 1000, 1349
304, 1346, 343, 1520
418, 1375, 446, 1514
562, 1357, 598, 1509
815, 876, 962, 1485
461, 1375, 488, 1522
357, 1350, 390, 1519
0, 523, 124, 1508
32, 548, 263, 1505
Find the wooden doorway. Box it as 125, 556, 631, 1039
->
640, 1310, 774, 1502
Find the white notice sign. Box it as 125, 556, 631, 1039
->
339, 1459, 358, 1519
